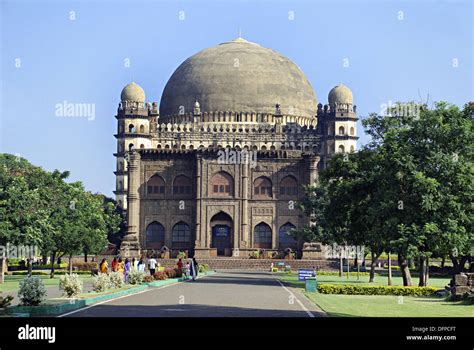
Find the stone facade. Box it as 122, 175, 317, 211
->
115, 38, 358, 258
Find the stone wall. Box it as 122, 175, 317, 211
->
155, 258, 338, 271
451, 273, 474, 299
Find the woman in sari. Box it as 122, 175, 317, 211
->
124, 258, 131, 283
117, 257, 124, 274
99, 258, 108, 274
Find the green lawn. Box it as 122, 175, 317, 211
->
0, 275, 93, 293
279, 272, 473, 317
305, 293, 473, 317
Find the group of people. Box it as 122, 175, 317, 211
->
99, 257, 146, 283
177, 257, 199, 281
98, 256, 199, 282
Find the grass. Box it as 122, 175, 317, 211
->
278, 272, 473, 317
279, 272, 450, 289
0, 275, 93, 293
304, 293, 473, 317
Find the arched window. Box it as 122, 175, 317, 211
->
279, 223, 297, 249
280, 176, 298, 196
253, 177, 272, 198
146, 222, 165, 243
254, 223, 272, 249
173, 175, 192, 195
350, 127, 355, 136
210, 172, 234, 196
339, 126, 345, 135
350, 145, 355, 153
139, 125, 145, 133
128, 124, 135, 133
147, 175, 165, 195
172, 222, 191, 249
338, 145, 345, 153
118, 181, 123, 190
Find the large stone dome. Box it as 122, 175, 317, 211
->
159, 38, 318, 118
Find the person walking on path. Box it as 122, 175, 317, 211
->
185, 261, 191, 279
124, 258, 131, 283
99, 258, 108, 274
117, 257, 124, 274
148, 256, 157, 276
138, 258, 145, 273
177, 258, 183, 274
191, 257, 199, 281
131, 257, 139, 271
111, 257, 118, 273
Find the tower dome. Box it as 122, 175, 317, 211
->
328, 84, 353, 106
121, 82, 146, 103
159, 38, 318, 118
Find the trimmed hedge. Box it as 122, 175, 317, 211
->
317, 284, 438, 296
316, 271, 378, 277
11, 270, 92, 276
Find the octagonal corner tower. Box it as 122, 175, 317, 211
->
159, 37, 318, 121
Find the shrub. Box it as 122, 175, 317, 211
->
18, 276, 47, 306
35, 263, 68, 269
92, 273, 111, 293
316, 271, 378, 277
164, 268, 177, 279
316, 284, 438, 296
73, 262, 98, 271
177, 251, 186, 259
12, 271, 48, 276
174, 268, 183, 278
128, 270, 146, 285
154, 271, 168, 280
198, 263, 210, 273
249, 251, 259, 259
0, 295, 14, 308
59, 273, 83, 298
143, 275, 154, 283
108, 272, 124, 289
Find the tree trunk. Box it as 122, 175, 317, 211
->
369, 252, 379, 283
339, 254, 343, 278
418, 256, 427, 286
50, 252, 56, 278
0, 257, 5, 284
441, 257, 445, 269
388, 252, 392, 286
398, 254, 412, 286
84, 252, 88, 263
27, 257, 33, 277
69, 254, 73, 275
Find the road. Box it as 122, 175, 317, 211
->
60, 270, 325, 317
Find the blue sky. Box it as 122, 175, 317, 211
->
1, 0, 472, 197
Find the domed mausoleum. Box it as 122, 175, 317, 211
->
114, 38, 358, 259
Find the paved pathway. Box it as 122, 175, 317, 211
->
61, 270, 325, 317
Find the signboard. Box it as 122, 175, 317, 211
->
214, 226, 229, 237
277, 262, 285, 267
298, 269, 315, 281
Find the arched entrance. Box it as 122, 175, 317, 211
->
210, 212, 233, 256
